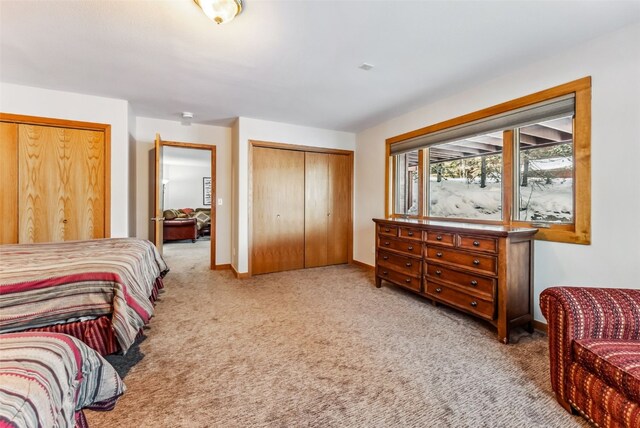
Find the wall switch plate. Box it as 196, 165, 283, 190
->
218, 198, 223, 206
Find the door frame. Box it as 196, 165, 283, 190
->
248, 140, 354, 278
155, 138, 217, 270
0, 112, 111, 238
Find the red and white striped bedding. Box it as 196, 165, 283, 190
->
0, 332, 126, 428
0, 238, 168, 353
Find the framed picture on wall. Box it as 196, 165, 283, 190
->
203, 177, 212, 205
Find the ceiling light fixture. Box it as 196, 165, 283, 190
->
194, 0, 243, 25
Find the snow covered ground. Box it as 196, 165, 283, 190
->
429, 177, 573, 222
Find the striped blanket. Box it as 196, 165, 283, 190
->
0, 332, 126, 428
0, 238, 168, 353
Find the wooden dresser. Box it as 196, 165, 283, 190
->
373, 218, 537, 344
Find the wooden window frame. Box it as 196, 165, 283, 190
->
385, 77, 591, 244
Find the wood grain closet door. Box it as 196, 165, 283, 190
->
252, 147, 305, 274
0, 122, 19, 244
304, 152, 329, 268
18, 124, 66, 243
18, 125, 105, 243
327, 153, 350, 265
65, 128, 105, 240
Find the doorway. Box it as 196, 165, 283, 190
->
151, 135, 216, 270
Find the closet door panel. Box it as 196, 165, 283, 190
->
252, 147, 305, 274
0, 122, 18, 244
18, 125, 66, 243
328, 154, 350, 264
65, 128, 105, 240
304, 152, 329, 268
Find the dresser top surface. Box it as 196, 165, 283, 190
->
373, 218, 537, 236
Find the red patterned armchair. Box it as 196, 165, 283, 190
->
540, 287, 640, 428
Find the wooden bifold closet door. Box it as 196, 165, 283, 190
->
304, 152, 350, 268
251, 145, 351, 275
252, 147, 306, 275
18, 124, 105, 243
0, 121, 106, 244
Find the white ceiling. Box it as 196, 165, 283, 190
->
1, 1, 639, 132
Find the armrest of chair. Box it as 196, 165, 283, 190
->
540, 286, 640, 400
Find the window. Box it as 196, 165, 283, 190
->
394, 150, 420, 216
428, 132, 503, 220
515, 116, 573, 223
386, 77, 591, 244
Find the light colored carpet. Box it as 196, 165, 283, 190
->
85, 246, 589, 427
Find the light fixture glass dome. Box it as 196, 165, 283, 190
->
195, 0, 243, 25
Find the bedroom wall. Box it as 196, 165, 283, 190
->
232, 117, 356, 274
127, 103, 137, 237
0, 82, 131, 237
134, 117, 232, 265
353, 22, 640, 322
163, 160, 211, 210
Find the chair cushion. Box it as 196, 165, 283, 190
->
573, 338, 640, 403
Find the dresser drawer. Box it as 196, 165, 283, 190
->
378, 236, 422, 257
378, 224, 398, 237
377, 268, 422, 292
426, 282, 495, 321
458, 234, 498, 254
398, 227, 422, 241
425, 247, 497, 276
425, 230, 455, 247
378, 250, 421, 276
425, 263, 495, 298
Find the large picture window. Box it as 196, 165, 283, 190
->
385, 77, 591, 244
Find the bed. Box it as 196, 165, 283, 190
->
0, 238, 169, 355
0, 332, 126, 428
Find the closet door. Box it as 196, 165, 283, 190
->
65, 128, 105, 240
327, 153, 350, 265
304, 152, 329, 268
18, 124, 105, 243
18, 125, 66, 243
252, 147, 305, 274
0, 122, 18, 244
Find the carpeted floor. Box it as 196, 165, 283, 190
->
85, 241, 589, 427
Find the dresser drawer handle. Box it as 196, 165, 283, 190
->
384, 241, 390, 246
436, 235, 442, 241
383, 256, 389, 260
384, 228, 390, 233
435, 270, 441, 275
470, 301, 478, 307
405, 278, 412, 283
408, 231, 414, 236
405, 262, 412, 267
435, 287, 442, 293
470, 280, 478, 286
473, 241, 480, 247
473, 259, 480, 265
436, 252, 443, 257
408, 246, 414, 251
382, 271, 388, 275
